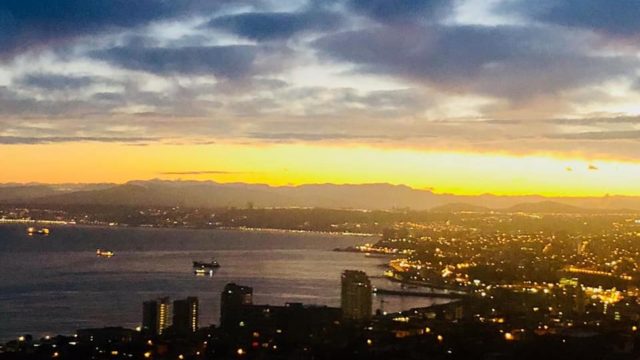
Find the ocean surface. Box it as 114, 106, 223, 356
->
0, 225, 450, 341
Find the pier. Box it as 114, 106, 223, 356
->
373, 288, 468, 299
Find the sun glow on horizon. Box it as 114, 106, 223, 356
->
2, 142, 640, 197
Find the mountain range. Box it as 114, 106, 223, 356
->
1, 180, 639, 213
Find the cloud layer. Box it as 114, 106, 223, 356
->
1, 0, 640, 160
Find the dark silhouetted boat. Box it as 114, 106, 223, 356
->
193, 259, 220, 269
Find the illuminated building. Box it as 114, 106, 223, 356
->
142, 297, 171, 335
220, 283, 253, 329
341, 270, 372, 321
173, 297, 199, 334
158, 297, 170, 334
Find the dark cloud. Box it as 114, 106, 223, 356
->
91, 45, 258, 78
503, 0, 640, 37
548, 116, 640, 126
18, 73, 96, 90
483, 116, 640, 126
315, 24, 636, 100
92, 92, 125, 103
0, 86, 103, 116
208, 10, 342, 41
549, 130, 640, 140
0, 79, 215, 119
159, 170, 243, 175
335, 88, 427, 111
246, 132, 410, 142
346, 0, 453, 23
0, 136, 152, 145
225, 86, 430, 119
0, 0, 223, 58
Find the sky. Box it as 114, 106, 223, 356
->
1, 0, 640, 196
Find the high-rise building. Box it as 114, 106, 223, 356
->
142, 297, 171, 336
220, 283, 253, 329
158, 297, 171, 335
142, 300, 158, 335
560, 278, 586, 315
173, 297, 199, 334
573, 283, 586, 315
341, 270, 372, 321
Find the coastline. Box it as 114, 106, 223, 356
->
0, 219, 378, 238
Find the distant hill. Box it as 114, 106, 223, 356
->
430, 203, 492, 213
0, 185, 59, 202
2, 180, 640, 212
33, 182, 293, 208
503, 201, 588, 214
29, 181, 445, 209
0, 183, 118, 204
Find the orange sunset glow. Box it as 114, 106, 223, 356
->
2, 142, 640, 197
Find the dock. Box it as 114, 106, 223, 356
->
373, 288, 468, 299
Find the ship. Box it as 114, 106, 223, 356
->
27, 227, 50, 236
192, 259, 220, 269
96, 249, 115, 257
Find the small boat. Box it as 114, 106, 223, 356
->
194, 268, 214, 277
27, 227, 49, 236
96, 249, 114, 257
193, 259, 220, 269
